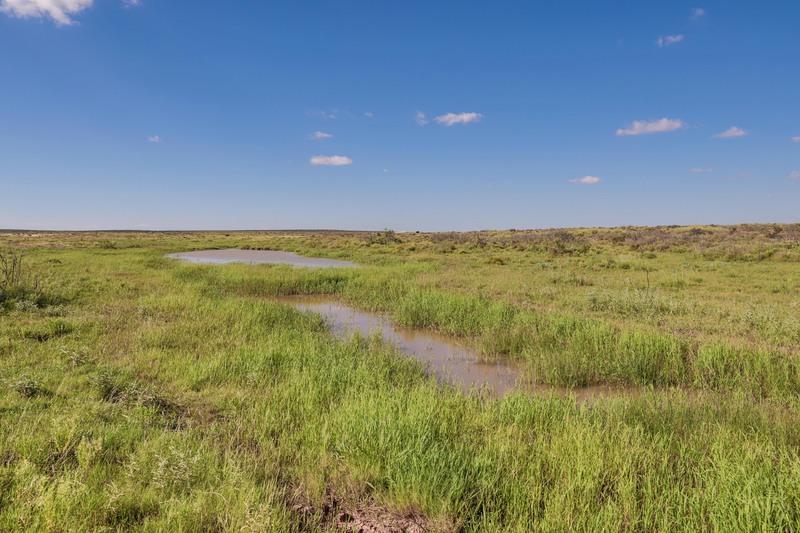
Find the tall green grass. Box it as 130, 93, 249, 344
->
198, 264, 800, 401
2, 235, 800, 530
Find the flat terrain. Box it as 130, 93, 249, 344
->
1, 225, 799, 531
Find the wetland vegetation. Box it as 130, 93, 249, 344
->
1, 225, 799, 530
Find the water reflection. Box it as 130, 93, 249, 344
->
168, 249, 357, 268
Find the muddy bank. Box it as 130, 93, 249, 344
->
167, 249, 357, 268
282, 296, 644, 401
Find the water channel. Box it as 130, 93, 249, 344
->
284, 296, 644, 402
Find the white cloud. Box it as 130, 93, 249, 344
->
616, 118, 685, 136
147, 135, 161, 143
364, 112, 374, 118
690, 167, 713, 173
415, 111, 428, 126
791, 136, 800, 143
310, 155, 352, 166
0, 0, 93, 25
435, 112, 483, 126
310, 131, 333, 140
123, 0, 139, 6
691, 8, 707, 20
657, 34, 684, 47
789, 171, 800, 180
714, 126, 748, 138
569, 176, 602, 185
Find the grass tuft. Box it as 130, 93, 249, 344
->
7, 374, 48, 398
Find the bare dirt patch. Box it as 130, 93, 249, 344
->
292, 495, 448, 533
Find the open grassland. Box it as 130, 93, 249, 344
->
1, 225, 799, 531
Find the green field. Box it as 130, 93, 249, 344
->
2, 225, 799, 531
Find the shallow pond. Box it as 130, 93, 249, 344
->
283, 296, 644, 401
167, 249, 357, 268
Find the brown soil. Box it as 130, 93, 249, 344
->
292, 496, 445, 533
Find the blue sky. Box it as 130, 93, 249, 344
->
1, 1, 798, 231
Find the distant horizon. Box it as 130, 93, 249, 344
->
2, 219, 798, 235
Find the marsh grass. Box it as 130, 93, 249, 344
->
172, 254, 799, 402
225, 273, 795, 399
2, 228, 800, 530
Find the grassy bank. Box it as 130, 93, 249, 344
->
1, 227, 799, 530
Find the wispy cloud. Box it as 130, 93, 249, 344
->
434, 112, 483, 126
147, 135, 161, 143
690, 8, 707, 20
657, 34, 684, 47
364, 112, 374, 119
310, 155, 352, 166
309, 131, 333, 140
0, 0, 93, 25
415, 111, 429, 126
791, 136, 800, 143
690, 167, 713, 173
569, 176, 602, 185
789, 171, 800, 180
714, 126, 748, 138
616, 118, 685, 136
307, 109, 339, 120
123, 0, 140, 6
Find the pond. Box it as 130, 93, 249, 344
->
167, 249, 357, 268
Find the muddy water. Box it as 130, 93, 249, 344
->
284, 296, 643, 401
167, 249, 357, 268
291, 297, 518, 395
